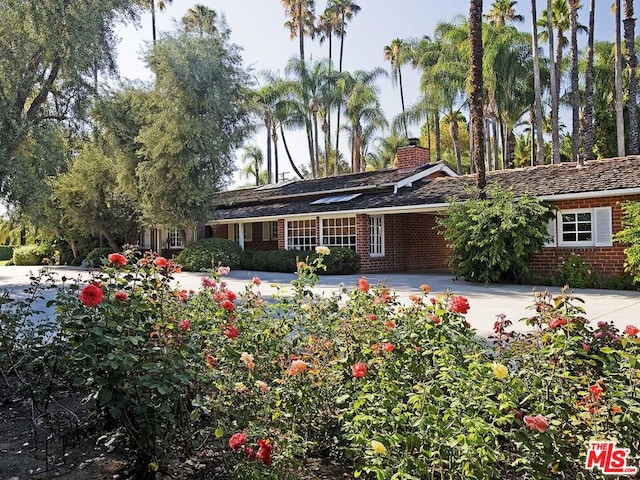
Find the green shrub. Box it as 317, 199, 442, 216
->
0, 245, 14, 261
553, 253, 600, 288
437, 185, 554, 283
83, 247, 113, 267
614, 200, 640, 284
175, 238, 242, 271
12, 244, 53, 265
241, 247, 360, 274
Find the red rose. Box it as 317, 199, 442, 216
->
179, 319, 190, 331
224, 325, 239, 339
205, 354, 216, 367
549, 316, 568, 330
351, 362, 367, 378
244, 447, 257, 460
252, 276, 261, 286
590, 383, 603, 399
256, 439, 272, 466
114, 290, 129, 302
229, 432, 247, 452
384, 320, 395, 330
79, 284, 103, 308
625, 325, 640, 337
107, 253, 127, 267
225, 290, 237, 301
449, 296, 470, 314
221, 299, 235, 312
357, 277, 370, 293
524, 414, 549, 433
154, 256, 168, 268
381, 342, 394, 352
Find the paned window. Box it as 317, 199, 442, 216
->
286, 219, 317, 250
321, 217, 356, 250
369, 216, 384, 256
556, 207, 612, 247
168, 229, 183, 249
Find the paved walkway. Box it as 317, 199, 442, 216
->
1, 266, 639, 336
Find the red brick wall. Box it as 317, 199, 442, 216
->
358, 213, 451, 273
396, 145, 431, 170
211, 223, 277, 250
529, 195, 640, 279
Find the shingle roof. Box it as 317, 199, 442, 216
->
212, 156, 640, 221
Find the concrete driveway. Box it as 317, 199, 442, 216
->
1, 266, 639, 336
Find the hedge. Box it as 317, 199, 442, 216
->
241, 247, 359, 274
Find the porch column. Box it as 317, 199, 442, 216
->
355, 214, 370, 271
277, 219, 285, 250
238, 223, 245, 250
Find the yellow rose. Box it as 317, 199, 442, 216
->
315, 245, 331, 255
371, 440, 387, 454
492, 362, 508, 379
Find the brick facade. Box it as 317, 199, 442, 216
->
529, 195, 640, 279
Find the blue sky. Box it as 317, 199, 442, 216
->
114, 0, 630, 182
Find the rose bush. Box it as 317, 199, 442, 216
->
5, 248, 636, 479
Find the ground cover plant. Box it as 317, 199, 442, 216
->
0, 247, 639, 479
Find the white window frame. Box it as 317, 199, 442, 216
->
286, 219, 317, 251
167, 229, 183, 249
557, 207, 612, 247
320, 216, 357, 250
140, 229, 152, 249
262, 221, 278, 241
369, 215, 385, 257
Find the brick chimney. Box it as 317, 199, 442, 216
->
396, 138, 430, 170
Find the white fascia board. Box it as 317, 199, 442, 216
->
207, 203, 451, 225
538, 188, 640, 202
394, 163, 458, 192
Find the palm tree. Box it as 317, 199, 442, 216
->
241, 145, 265, 186
329, 0, 361, 175
182, 4, 219, 37
623, 0, 638, 154
486, 0, 525, 26
366, 132, 408, 170
542, 0, 561, 163
147, 0, 173, 45
568, 0, 580, 163
384, 39, 410, 137
281, 0, 316, 67
530, 0, 545, 165
613, 0, 626, 156
582, 0, 596, 160
341, 69, 388, 172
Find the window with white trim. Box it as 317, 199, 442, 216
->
321, 217, 356, 250
557, 207, 612, 247
231, 223, 253, 242
168, 229, 183, 249
286, 219, 317, 250
369, 215, 385, 256
140, 229, 151, 249
262, 221, 278, 241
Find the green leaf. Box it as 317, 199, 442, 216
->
215, 428, 224, 439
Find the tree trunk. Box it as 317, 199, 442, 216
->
99, 224, 120, 252
492, 117, 500, 170
151, 0, 157, 45
485, 117, 492, 171
335, 11, 347, 173
398, 66, 408, 137
582, 0, 596, 160
449, 117, 462, 174
469, 0, 486, 195
614, 0, 626, 157
266, 117, 273, 184
547, 0, 561, 164
272, 125, 280, 182
281, 124, 305, 179
531, 0, 545, 165
434, 112, 442, 161
569, 0, 580, 163
624, 0, 638, 154
67, 240, 79, 261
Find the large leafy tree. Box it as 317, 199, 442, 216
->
0, 0, 139, 211
136, 26, 253, 239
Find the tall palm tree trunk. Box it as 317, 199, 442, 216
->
469, 0, 485, 194
614, 0, 626, 157
531, 0, 545, 165
335, 10, 346, 173
266, 118, 273, 184
582, 0, 596, 160
624, 0, 638, 154
449, 116, 462, 174
434, 112, 442, 161
569, 0, 580, 163
485, 118, 493, 171
280, 124, 305, 179
272, 127, 280, 182
547, 0, 561, 163
151, 0, 157, 45
398, 66, 408, 137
